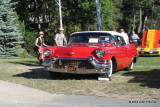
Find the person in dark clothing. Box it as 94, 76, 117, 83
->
35, 31, 48, 65
35, 31, 47, 48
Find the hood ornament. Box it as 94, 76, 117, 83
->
66, 52, 75, 56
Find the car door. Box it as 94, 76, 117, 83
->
115, 36, 131, 69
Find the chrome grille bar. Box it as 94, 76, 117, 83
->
53, 60, 95, 69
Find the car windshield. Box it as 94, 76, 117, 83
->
69, 33, 115, 44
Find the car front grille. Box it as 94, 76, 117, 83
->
53, 60, 95, 69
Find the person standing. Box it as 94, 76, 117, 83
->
35, 31, 48, 65
35, 31, 47, 48
120, 29, 129, 44
130, 30, 140, 46
54, 28, 67, 46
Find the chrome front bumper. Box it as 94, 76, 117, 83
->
42, 56, 111, 74
139, 51, 159, 56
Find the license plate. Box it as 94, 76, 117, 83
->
65, 66, 77, 72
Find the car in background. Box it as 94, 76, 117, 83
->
137, 29, 160, 56
42, 31, 139, 81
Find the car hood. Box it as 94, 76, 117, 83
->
54, 46, 97, 58
48, 43, 114, 58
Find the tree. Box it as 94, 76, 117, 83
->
11, 0, 123, 56
62, 0, 96, 31
63, 0, 122, 31
0, 0, 24, 57
122, 0, 160, 33
13, 0, 58, 32
101, 0, 123, 30
12, 0, 59, 55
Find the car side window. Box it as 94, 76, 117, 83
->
109, 36, 116, 44
99, 36, 116, 44
99, 36, 110, 43
116, 36, 126, 45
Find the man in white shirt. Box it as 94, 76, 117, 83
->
120, 29, 129, 44
55, 28, 67, 46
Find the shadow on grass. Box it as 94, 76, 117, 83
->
9, 61, 39, 66
56, 73, 99, 80
123, 69, 160, 89
14, 68, 52, 79
9, 60, 99, 80
14, 68, 99, 80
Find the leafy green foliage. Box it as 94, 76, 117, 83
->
11, 0, 123, 56
122, 0, 160, 32
100, 0, 123, 30
8, 0, 160, 56
24, 31, 37, 57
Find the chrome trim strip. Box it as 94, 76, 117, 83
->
89, 57, 110, 68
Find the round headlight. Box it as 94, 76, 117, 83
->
95, 49, 105, 58
43, 49, 52, 56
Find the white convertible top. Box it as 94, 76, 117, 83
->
71, 31, 122, 36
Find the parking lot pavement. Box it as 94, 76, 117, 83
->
0, 80, 159, 107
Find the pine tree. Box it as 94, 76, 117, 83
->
0, 0, 24, 57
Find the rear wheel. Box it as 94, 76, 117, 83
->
98, 60, 113, 81
50, 71, 62, 78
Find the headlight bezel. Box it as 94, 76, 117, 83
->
43, 49, 52, 57
95, 49, 106, 58
138, 48, 144, 52
150, 48, 157, 51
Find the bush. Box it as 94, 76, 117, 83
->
19, 49, 28, 58
23, 31, 37, 57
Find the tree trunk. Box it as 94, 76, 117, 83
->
81, 22, 86, 31
142, 15, 147, 31
38, 16, 41, 30
133, 14, 136, 30
138, 8, 142, 33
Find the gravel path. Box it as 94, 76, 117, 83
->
0, 80, 159, 107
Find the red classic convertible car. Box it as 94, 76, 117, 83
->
42, 31, 139, 81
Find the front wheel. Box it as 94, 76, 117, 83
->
98, 60, 113, 81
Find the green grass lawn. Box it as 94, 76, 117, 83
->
0, 57, 160, 100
